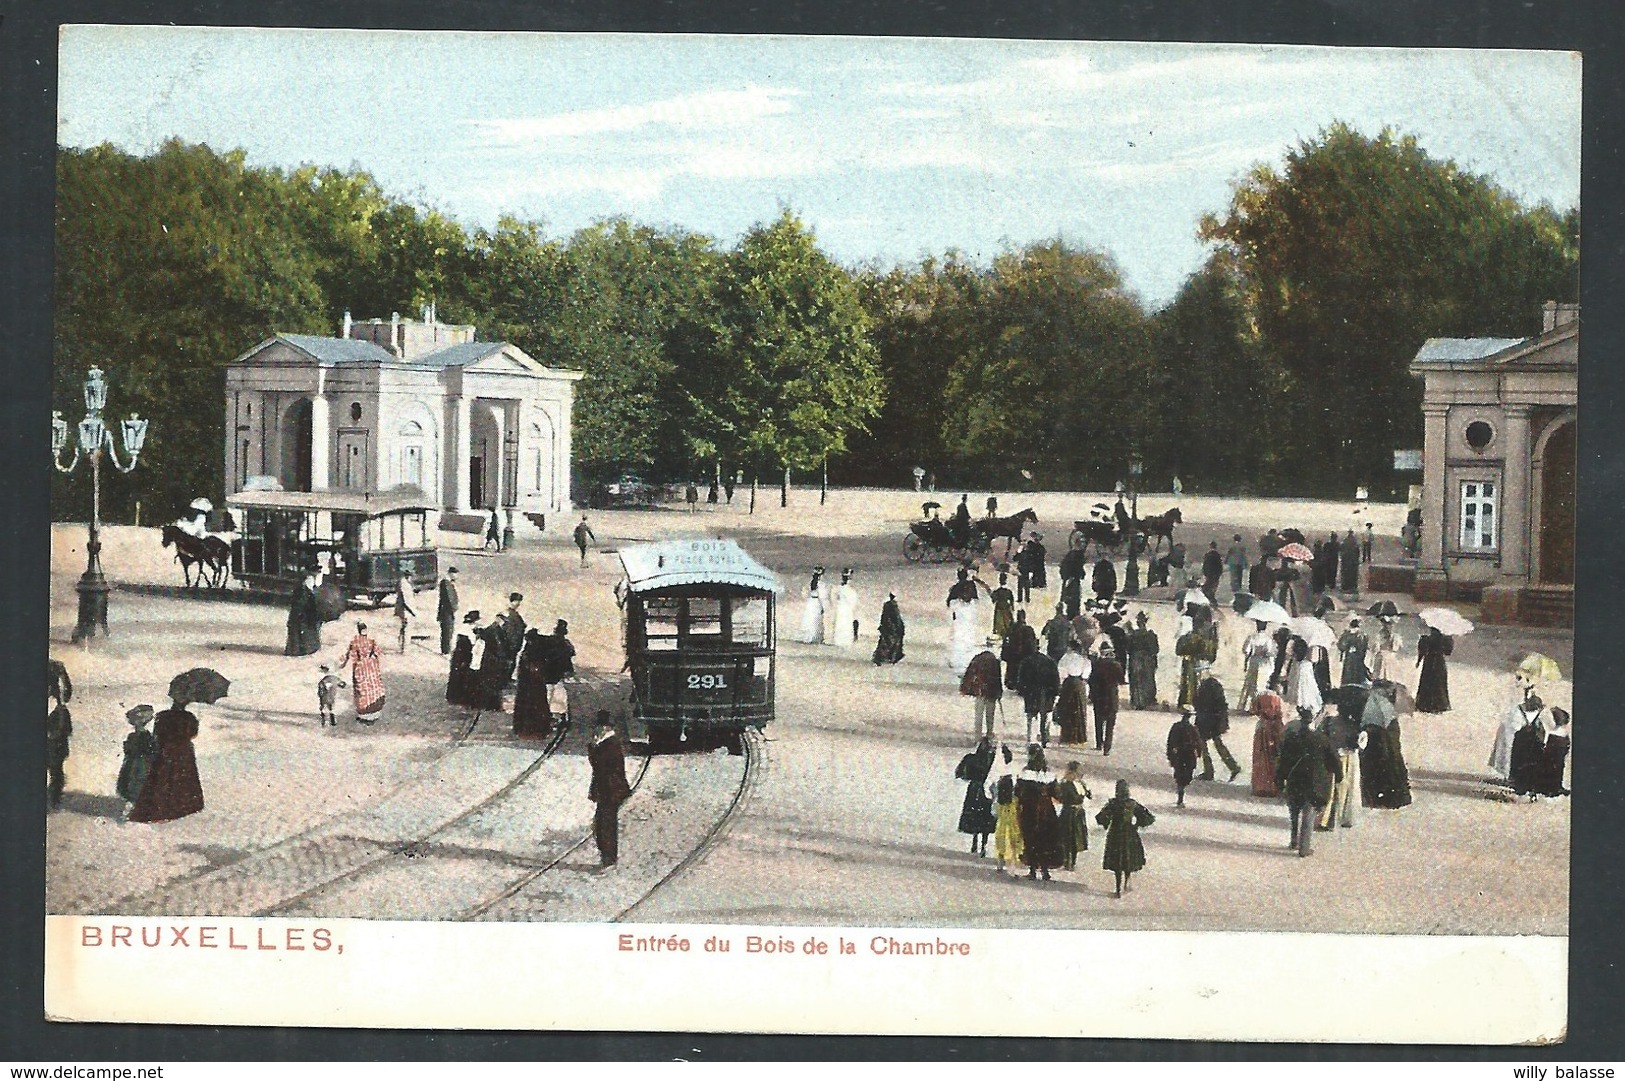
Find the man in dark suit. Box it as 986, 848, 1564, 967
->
587, 713, 633, 867
1276, 708, 1343, 857
436, 567, 460, 655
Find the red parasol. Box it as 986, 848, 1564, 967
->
1276, 542, 1314, 562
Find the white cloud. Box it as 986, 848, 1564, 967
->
471, 86, 798, 145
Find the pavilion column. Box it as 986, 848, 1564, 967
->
490, 403, 506, 509
1497, 405, 1533, 583
453, 395, 472, 512
1416, 403, 1449, 594
309, 376, 331, 492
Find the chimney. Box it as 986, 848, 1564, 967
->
341, 310, 352, 338
391, 311, 402, 357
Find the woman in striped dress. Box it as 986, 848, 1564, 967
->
340, 622, 387, 724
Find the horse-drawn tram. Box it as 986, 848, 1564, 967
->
616, 539, 780, 751
226, 490, 439, 603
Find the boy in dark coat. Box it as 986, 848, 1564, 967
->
1193, 675, 1240, 782
1016, 649, 1061, 747
46, 693, 73, 810
587, 714, 633, 867
1166, 711, 1202, 807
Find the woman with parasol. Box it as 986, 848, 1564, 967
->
1494, 654, 1559, 784
128, 669, 224, 823
1366, 601, 1404, 682
338, 621, 387, 724
799, 567, 828, 645
1359, 680, 1412, 809
1415, 608, 1471, 714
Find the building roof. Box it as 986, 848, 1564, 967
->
1412, 337, 1529, 366
408, 341, 510, 369
618, 539, 782, 595
277, 334, 397, 365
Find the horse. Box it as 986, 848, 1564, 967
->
161, 524, 231, 590
1136, 507, 1183, 553
973, 508, 1038, 558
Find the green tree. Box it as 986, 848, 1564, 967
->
1200, 123, 1579, 493
686, 211, 885, 507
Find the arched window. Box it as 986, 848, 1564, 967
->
399, 419, 426, 488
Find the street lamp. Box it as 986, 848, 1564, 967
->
52, 366, 150, 642
1124, 452, 1145, 597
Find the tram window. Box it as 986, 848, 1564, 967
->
643, 598, 681, 650
686, 597, 724, 640
732, 596, 770, 645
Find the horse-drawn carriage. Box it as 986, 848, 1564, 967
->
903, 503, 1037, 563
1068, 505, 1182, 558
224, 490, 440, 604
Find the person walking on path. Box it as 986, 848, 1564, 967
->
1000, 610, 1039, 692
285, 571, 319, 657
989, 571, 1016, 640
116, 705, 158, 811
573, 516, 597, 566
946, 567, 985, 675
497, 594, 529, 681
1096, 780, 1154, 897
393, 572, 417, 654
872, 591, 906, 665
1362, 523, 1375, 564
959, 645, 1003, 740
1276, 707, 1341, 857
1238, 620, 1274, 712
800, 567, 828, 645
1319, 695, 1364, 831
1192, 674, 1240, 782
1016, 744, 1061, 881
46, 692, 73, 811
990, 745, 1022, 874
1125, 611, 1161, 710
338, 622, 387, 725
1016, 646, 1061, 747
447, 611, 482, 708
1248, 554, 1277, 606
1016, 534, 1047, 604
955, 738, 997, 858
1166, 711, 1202, 808
1340, 529, 1361, 596
1359, 681, 1413, 809
1368, 615, 1402, 683
685, 481, 699, 514
1041, 602, 1072, 662
1225, 535, 1249, 597
1054, 761, 1092, 871
833, 568, 861, 647
1092, 556, 1118, 604
1201, 541, 1223, 603
512, 628, 553, 738
128, 697, 206, 823
1059, 545, 1087, 620
1415, 627, 1454, 713
436, 567, 460, 655
1338, 617, 1371, 688
1088, 641, 1126, 755
485, 507, 503, 552
539, 619, 577, 728
315, 665, 344, 727
1250, 691, 1287, 797
1175, 604, 1218, 710
1054, 641, 1090, 745
587, 715, 633, 868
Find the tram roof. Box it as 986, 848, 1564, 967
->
618, 539, 782, 595
226, 489, 434, 517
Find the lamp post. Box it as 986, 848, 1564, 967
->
1124, 452, 1144, 597
52, 366, 150, 642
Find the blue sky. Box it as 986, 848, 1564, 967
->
58, 27, 1580, 307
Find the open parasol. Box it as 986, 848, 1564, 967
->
1419, 607, 1475, 636
1289, 615, 1337, 650
1276, 542, 1314, 562
1174, 588, 1212, 610
1239, 598, 1293, 625
1517, 653, 1562, 683
1366, 599, 1402, 618
169, 667, 230, 706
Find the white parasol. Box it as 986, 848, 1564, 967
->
1239, 599, 1293, 625
1419, 607, 1475, 636
1289, 615, 1337, 650
189, 497, 214, 513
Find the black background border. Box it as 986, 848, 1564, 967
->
3, 0, 1621, 1062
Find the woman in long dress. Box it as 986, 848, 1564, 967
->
989, 572, 1016, 640
128, 698, 205, 823
954, 738, 997, 856
1126, 612, 1160, 710
872, 592, 906, 665
1533, 707, 1572, 798
1238, 621, 1274, 711
1414, 628, 1454, 713
512, 627, 552, 737
1054, 761, 1092, 871
832, 569, 860, 647
1359, 681, 1412, 809
1096, 779, 1155, 898
990, 745, 1022, 873
1284, 636, 1323, 716
799, 568, 827, 644
116, 705, 159, 810
1338, 618, 1371, 688
1250, 691, 1287, 798
946, 570, 983, 675
1368, 616, 1402, 682
339, 622, 387, 724
446, 611, 481, 707
1016, 745, 1061, 881
1053, 643, 1090, 744
1492, 669, 1549, 781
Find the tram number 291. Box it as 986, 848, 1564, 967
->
686, 673, 729, 690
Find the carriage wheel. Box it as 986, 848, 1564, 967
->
903, 533, 925, 563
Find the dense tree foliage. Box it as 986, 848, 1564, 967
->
53, 126, 1578, 523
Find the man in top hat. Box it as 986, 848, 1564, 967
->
437, 567, 460, 655
1087, 639, 1126, 754
588, 713, 633, 868
496, 593, 528, 680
